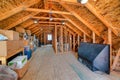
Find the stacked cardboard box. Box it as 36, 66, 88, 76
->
0, 29, 19, 40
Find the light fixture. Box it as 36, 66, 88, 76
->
49, 16, 53, 21
62, 21, 65, 25
33, 20, 38, 24
78, 0, 88, 4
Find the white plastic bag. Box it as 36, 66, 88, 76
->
0, 65, 18, 80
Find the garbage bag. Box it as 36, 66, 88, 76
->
0, 65, 17, 80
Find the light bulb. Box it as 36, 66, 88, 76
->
49, 17, 53, 21
81, 0, 88, 4
34, 20, 38, 24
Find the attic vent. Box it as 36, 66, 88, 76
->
77, 0, 88, 4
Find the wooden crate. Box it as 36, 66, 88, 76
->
0, 40, 24, 57
15, 61, 29, 78
0, 29, 19, 40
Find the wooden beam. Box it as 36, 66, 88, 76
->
85, 3, 118, 36
4, 14, 31, 30
78, 34, 80, 47
31, 26, 40, 32
44, 32, 46, 45
26, 8, 72, 15
4, 12, 40, 30
32, 28, 40, 34
22, 21, 34, 28
27, 24, 39, 29
32, 16, 67, 21
68, 19, 90, 37
112, 48, 120, 70
66, 23, 82, 36
108, 28, 112, 70
69, 33, 72, 51
60, 25, 63, 53
83, 33, 87, 42
59, 2, 100, 37
55, 24, 57, 53
51, 5, 91, 38
73, 34, 75, 51
39, 21, 61, 24
48, 0, 82, 6
66, 28, 74, 35
92, 32, 95, 43
0, 0, 40, 21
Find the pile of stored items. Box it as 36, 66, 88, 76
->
0, 28, 39, 79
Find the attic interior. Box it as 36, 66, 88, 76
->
0, 0, 120, 80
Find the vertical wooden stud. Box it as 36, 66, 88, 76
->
55, 24, 57, 53
93, 32, 95, 43
108, 28, 112, 70
78, 34, 80, 47
60, 25, 63, 53
73, 34, 75, 51
83, 33, 87, 42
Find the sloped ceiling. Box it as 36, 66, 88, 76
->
0, 0, 120, 49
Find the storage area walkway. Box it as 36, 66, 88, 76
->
22, 46, 119, 80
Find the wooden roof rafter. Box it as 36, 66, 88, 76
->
85, 2, 119, 36
58, 2, 106, 40
0, 0, 41, 21
25, 8, 72, 15
32, 16, 67, 21
52, 4, 91, 38
4, 12, 40, 30
27, 24, 39, 30
52, 13, 83, 36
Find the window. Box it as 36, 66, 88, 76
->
47, 34, 52, 41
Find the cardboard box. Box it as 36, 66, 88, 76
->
0, 29, 19, 40
8, 56, 27, 69
0, 40, 24, 57
15, 61, 29, 78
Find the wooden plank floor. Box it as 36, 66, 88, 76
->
22, 46, 120, 80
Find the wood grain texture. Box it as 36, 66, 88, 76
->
22, 46, 119, 80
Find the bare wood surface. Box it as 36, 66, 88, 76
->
22, 46, 119, 80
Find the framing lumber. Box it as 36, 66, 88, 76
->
29, 27, 39, 32
69, 33, 72, 51
4, 14, 32, 30
0, 0, 40, 21
51, 5, 91, 38
26, 8, 72, 15
85, 3, 118, 36
22, 21, 34, 28
78, 35, 80, 46
4, 12, 40, 30
112, 48, 120, 70
73, 34, 75, 51
39, 21, 61, 24
83, 33, 87, 42
60, 25, 63, 53
92, 32, 95, 43
44, 32, 46, 45
55, 24, 57, 53
108, 28, 112, 70
32, 16, 67, 21
32, 28, 40, 34
27, 24, 39, 29
66, 23, 81, 36
59, 2, 100, 38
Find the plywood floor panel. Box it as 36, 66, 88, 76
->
22, 46, 120, 80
